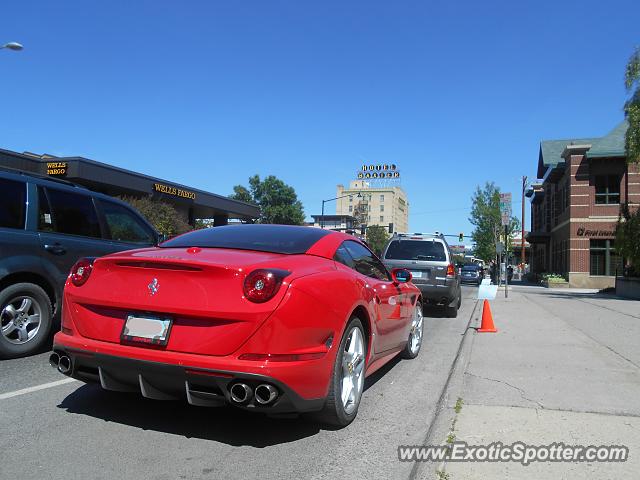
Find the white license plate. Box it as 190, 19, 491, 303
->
121, 315, 172, 345
411, 271, 423, 278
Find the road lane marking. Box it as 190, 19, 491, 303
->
0, 378, 78, 400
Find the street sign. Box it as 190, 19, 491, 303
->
450, 245, 465, 254
500, 192, 512, 226
496, 242, 504, 254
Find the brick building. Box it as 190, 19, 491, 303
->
526, 121, 640, 288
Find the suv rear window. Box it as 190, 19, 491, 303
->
0, 178, 26, 229
384, 239, 447, 261
160, 224, 331, 254
99, 200, 155, 244
44, 188, 101, 238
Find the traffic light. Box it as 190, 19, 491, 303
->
459, 233, 464, 242
388, 223, 394, 234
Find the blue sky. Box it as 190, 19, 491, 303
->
2, 0, 638, 239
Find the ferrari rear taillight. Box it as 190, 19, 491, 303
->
238, 352, 326, 362
70, 258, 95, 287
243, 269, 290, 303
446, 263, 455, 278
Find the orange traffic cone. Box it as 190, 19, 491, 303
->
477, 299, 497, 333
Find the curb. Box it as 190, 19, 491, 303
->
409, 299, 481, 480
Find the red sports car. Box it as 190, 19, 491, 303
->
51, 225, 423, 426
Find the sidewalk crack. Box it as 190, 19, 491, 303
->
465, 372, 545, 409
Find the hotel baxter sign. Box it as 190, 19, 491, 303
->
357, 164, 400, 179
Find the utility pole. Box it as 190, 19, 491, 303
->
504, 224, 509, 298
521, 175, 527, 270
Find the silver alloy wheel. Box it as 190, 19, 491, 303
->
409, 305, 423, 354
341, 326, 365, 415
1, 296, 42, 345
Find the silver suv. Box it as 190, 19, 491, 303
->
381, 233, 461, 317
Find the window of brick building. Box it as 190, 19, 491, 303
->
590, 239, 622, 276
594, 175, 620, 204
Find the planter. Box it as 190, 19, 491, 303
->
615, 276, 640, 300
541, 279, 570, 288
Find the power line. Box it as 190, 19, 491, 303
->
412, 200, 524, 216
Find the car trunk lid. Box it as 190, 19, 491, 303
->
66, 247, 292, 356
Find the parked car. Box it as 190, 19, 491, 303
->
0, 168, 160, 358
50, 225, 422, 426
460, 265, 483, 286
381, 232, 461, 317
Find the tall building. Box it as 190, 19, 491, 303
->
335, 180, 409, 233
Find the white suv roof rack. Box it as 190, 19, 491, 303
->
392, 232, 445, 238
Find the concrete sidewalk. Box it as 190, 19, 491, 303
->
424, 289, 640, 479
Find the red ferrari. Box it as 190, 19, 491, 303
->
51, 225, 423, 426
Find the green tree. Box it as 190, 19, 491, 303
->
230, 175, 305, 225
625, 47, 640, 164
616, 203, 640, 276
469, 182, 519, 262
119, 196, 192, 237
229, 185, 254, 204
365, 225, 390, 256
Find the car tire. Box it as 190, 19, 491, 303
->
316, 317, 366, 427
0, 283, 53, 359
445, 288, 461, 318
401, 302, 423, 359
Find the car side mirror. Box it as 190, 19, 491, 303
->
391, 268, 412, 284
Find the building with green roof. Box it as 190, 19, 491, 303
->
526, 121, 639, 288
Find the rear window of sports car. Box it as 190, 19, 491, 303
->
159, 225, 331, 254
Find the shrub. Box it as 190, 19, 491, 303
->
118, 196, 192, 237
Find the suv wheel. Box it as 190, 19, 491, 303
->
445, 288, 461, 318
0, 283, 53, 358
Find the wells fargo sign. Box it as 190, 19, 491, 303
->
357, 164, 400, 179
153, 183, 196, 200
576, 227, 615, 237
46, 162, 67, 176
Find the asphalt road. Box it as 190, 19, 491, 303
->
1, 286, 478, 480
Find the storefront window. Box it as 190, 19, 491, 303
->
594, 175, 620, 204
590, 239, 622, 276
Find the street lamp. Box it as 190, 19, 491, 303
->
1, 42, 24, 51
521, 175, 528, 268
320, 192, 362, 229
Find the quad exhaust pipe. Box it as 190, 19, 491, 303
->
50, 352, 72, 375
229, 383, 252, 404
229, 382, 279, 406
255, 384, 278, 405
49, 352, 60, 369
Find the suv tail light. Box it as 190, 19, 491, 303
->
243, 269, 290, 303
446, 263, 456, 278
70, 258, 95, 287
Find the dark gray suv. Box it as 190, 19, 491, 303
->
381, 233, 461, 317
0, 169, 160, 358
